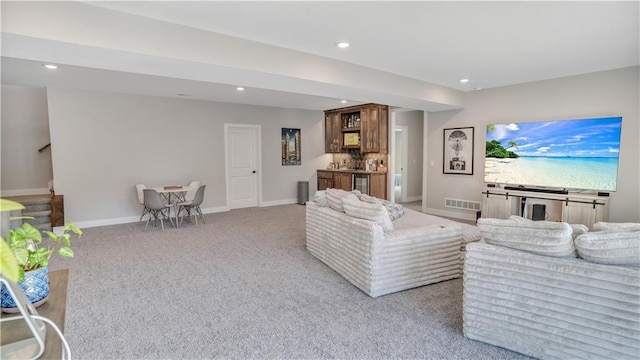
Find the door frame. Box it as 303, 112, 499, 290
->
224, 123, 262, 209
394, 125, 409, 203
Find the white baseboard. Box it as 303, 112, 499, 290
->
403, 195, 422, 203
71, 216, 141, 229
72, 205, 231, 229
202, 205, 231, 214
260, 198, 298, 207
1, 188, 50, 197
425, 207, 478, 222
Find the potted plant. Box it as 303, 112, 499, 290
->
0, 199, 82, 313
0, 199, 23, 283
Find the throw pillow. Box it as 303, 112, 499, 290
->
342, 194, 394, 234
477, 218, 576, 257
380, 199, 406, 221
314, 190, 329, 207
575, 231, 640, 266
569, 224, 589, 240
359, 193, 380, 204
326, 188, 350, 212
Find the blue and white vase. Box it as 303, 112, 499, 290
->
1, 266, 50, 313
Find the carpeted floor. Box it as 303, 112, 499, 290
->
49, 204, 531, 359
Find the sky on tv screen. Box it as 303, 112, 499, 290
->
486, 116, 622, 158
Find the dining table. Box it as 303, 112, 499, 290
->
153, 185, 193, 222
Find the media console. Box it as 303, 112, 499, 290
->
480, 187, 610, 229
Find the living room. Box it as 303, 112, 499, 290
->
1, 2, 639, 358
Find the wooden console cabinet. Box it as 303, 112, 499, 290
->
317, 170, 387, 199
324, 103, 388, 154
481, 187, 610, 229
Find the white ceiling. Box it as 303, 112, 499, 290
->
2, 1, 638, 111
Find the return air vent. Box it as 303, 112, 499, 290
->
445, 198, 481, 211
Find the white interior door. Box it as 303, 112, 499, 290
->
394, 125, 408, 202
225, 124, 260, 209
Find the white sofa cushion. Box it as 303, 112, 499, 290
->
357, 194, 405, 221
326, 188, 350, 212
314, 190, 329, 207
592, 222, 640, 232
575, 231, 640, 266
359, 193, 379, 204
510, 215, 587, 240
342, 194, 394, 234
477, 217, 576, 257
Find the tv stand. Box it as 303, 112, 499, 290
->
503, 186, 569, 195
480, 187, 609, 229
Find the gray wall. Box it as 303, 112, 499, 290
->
395, 110, 424, 200
45, 88, 327, 227
1, 85, 53, 195
3, 67, 637, 225
425, 66, 640, 222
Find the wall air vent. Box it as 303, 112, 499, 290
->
445, 198, 481, 211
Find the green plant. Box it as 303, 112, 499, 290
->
0, 199, 24, 282
8, 221, 82, 281
0, 198, 82, 282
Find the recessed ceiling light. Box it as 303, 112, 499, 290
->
341, 100, 348, 104
236, 87, 245, 91
43, 64, 58, 70
336, 42, 350, 49
460, 78, 470, 83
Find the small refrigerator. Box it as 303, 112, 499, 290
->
353, 174, 369, 195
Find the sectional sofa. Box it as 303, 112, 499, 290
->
464, 218, 640, 359
305, 189, 481, 298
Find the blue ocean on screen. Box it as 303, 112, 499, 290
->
484, 157, 619, 191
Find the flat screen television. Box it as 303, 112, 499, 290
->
484, 116, 623, 192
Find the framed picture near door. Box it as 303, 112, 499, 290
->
282, 128, 301, 166
443, 127, 474, 175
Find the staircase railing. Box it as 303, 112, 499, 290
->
38, 143, 51, 152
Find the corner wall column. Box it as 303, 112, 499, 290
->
421, 111, 429, 213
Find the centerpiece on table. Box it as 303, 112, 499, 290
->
0, 199, 82, 313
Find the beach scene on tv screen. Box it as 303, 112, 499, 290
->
484, 116, 622, 191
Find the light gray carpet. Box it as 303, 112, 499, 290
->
49, 204, 531, 359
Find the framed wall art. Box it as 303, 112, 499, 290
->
443, 127, 474, 175
282, 128, 301, 166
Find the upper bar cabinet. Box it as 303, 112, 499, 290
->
324, 103, 388, 154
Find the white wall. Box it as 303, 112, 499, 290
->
425, 66, 640, 222
1, 85, 53, 195
45, 89, 327, 227
395, 110, 424, 200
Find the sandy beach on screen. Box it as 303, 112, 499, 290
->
484, 156, 618, 191
484, 157, 521, 184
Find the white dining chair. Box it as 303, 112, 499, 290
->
184, 181, 200, 202
176, 185, 206, 227
135, 184, 150, 222
143, 189, 175, 231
